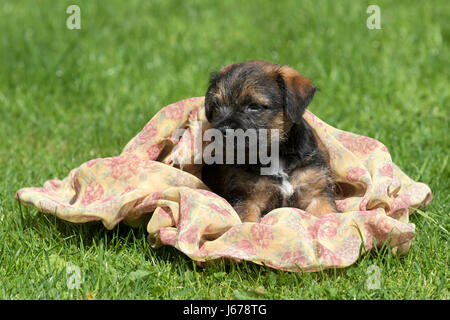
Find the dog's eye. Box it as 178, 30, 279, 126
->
247, 103, 262, 111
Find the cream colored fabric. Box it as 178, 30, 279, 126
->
16, 97, 432, 272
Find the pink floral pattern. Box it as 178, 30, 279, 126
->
208, 203, 232, 217
236, 240, 257, 256
261, 216, 279, 226
339, 132, 379, 155
379, 163, 394, 178
81, 181, 104, 206
86, 158, 101, 167
179, 225, 199, 244
317, 214, 341, 238
317, 243, 342, 266
162, 102, 185, 121
281, 249, 308, 267
159, 227, 177, 246
137, 121, 157, 142
15, 97, 432, 272
251, 224, 274, 249
108, 156, 141, 180
146, 143, 164, 160
346, 167, 367, 182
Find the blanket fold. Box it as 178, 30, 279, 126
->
16, 97, 432, 272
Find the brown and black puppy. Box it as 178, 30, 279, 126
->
201, 60, 337, 222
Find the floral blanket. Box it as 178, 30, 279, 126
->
16, 97, 432, 272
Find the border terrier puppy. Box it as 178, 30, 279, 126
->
201, 60, 337, 222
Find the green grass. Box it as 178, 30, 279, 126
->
0, 0, 448, 300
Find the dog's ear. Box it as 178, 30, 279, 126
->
204, 92, 214, 122
205, 72, 220, 121
277, 66, 316, 124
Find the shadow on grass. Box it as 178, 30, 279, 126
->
17, 204, 199, 265
16, 203, 405, 285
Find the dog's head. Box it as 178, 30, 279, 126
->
204, 60, 316, 140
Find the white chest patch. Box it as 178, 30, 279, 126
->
270, 159, 294, 198
280, 178, 294, 198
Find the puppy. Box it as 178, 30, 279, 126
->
201, 60, 337, 222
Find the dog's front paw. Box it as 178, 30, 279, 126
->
305, 197, 338, 216
235, 201, 262, 223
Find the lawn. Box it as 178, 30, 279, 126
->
0, 0, 448, 300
